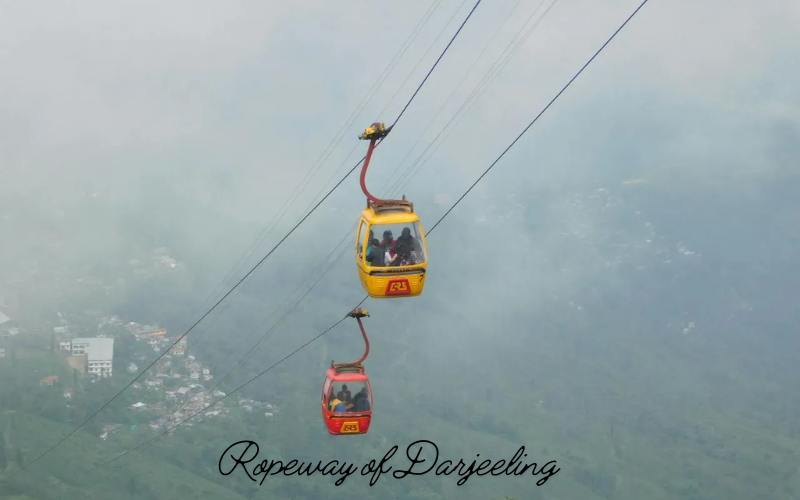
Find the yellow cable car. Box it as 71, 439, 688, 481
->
354, 122, 429, 299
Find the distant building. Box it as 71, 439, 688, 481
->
135, 328, 166, 340
40, 375, 59, 385
146, 328, 167, 339
71, 337, 115, 377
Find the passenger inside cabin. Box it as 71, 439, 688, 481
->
394, 239, 411, 266
366, 239, 396, 267
365, 239, 383, 266
395, 227, 422, 265
358, 231, 375, 259
381, 230, 397, 255
329, 393, 353, 412
397, 227, 414, 252
336, 384, 352, 405
351, 386, 371, 412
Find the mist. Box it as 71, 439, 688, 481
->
1, 0, 799, 499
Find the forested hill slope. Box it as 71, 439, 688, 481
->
3, 175, 799, 500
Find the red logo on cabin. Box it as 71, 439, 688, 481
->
385, 278, 410, 295
341, 422, 360, 433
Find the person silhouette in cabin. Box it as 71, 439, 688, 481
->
397, 227, 414, 251
358, 230, 375, 259
352, 387, 370, 412
329, 396, 350, 413
336, 384, 352, 405
394, 239, 411, 266
381, 230, 397, 256
366, 239, 396, 267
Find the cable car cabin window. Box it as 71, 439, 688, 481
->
321, 377, 332, 405
364, 222, 426, 268
329, 380, 372, 413
356, 221, 368, 259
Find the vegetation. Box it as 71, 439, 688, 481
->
1, 178, 799, 500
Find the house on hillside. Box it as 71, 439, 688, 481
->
71, 337, 114, 377
135, 327, 166, 340
40, 375, 59, 386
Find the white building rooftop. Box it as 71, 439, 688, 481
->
71, 337, 114, 361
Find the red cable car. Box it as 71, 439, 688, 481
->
321, 308, 374, 435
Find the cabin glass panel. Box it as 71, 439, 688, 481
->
322, 377, 332, 405
356, 221, 369, 259
364, 222, 426, 267
330, 380, 372, 413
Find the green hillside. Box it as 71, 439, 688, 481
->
1, 411, 255, 500
3, 179, 800, 500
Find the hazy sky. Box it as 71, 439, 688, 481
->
3, 5, 798, 497
1, 0, 798, 323
3, 0, 796, 223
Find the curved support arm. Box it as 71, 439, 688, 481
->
358, 122, 407, 206
334, 307, 370, 367
353, 314, 370, 365
359, 138, 388, 205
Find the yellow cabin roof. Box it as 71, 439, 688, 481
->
360, 206, 420, 225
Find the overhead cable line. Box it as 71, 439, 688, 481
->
293, 0, 468, 210
167, 229, 358, 419
162, 0, 488, 416
206, 0, 447, 292
387, 0, 558, 192
69, 0, 651, 480
374, 0, 470, 120
87, 227, 362, 479
156, 0, 448, 360
145, 0, 488, 423
127, 0, 490, 426
11, 0, 484, 476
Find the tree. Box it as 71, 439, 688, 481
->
14, 447, 22, 469
0, 442, 7, 470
